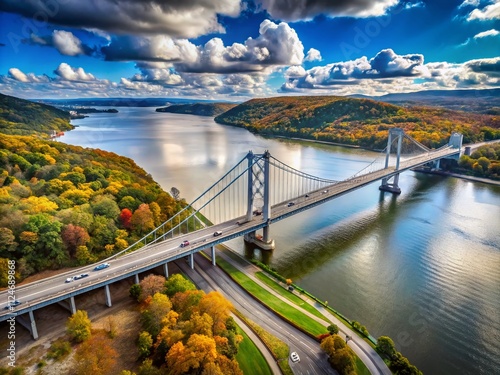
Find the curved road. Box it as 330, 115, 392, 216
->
176, 252, 336, 375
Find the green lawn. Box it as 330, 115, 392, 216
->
235, 325, 273, 375
216, 256, 328, 336
254, 272, 330, 322
355, 355, 372, 375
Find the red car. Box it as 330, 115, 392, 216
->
180, 240, 190, 248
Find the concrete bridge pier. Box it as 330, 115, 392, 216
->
57, 296, 76, 314
104, 284, 112, 307
16, 311, 39, 340
164, 263, 169, 278
189, 253, 194, 269
243, 229, 276, 250
210, 246, 216, 266
135, 274, 140, 284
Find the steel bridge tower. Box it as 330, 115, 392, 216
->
244, 151, 275, 250
379, 128, 404, 194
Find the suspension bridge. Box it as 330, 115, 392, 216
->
0, 129, 464, 338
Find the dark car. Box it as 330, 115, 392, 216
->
213, 231, 222, 237
4, 300, 21, 309
74, 273, 89, 280
253, 209, 262, 216
287, 202, 295, 207
94, 262, 110, 271
180, 240, 190, 247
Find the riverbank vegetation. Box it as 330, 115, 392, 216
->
215, 96, 500, 150
156, 103, 237, 117
0, 93, 74, 138
0, 133, 185, 286
455, 143, 500, 180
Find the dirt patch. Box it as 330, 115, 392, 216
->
0, 274, 152, 374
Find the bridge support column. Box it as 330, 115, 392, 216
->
104, 284, 112, 307
189, 253, 194, 270
29, 310, 38, 340
211, 246, 216, 266
69, 296, 76, 314
164, 263, 169, 278
243, 229, 275, 250
135, 274, 140, 284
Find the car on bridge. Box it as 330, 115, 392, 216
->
253, 209, 262, 215
66, 273, 89, 283
287, 202, 295, 207
213, 231, 222, 237
290, 352, 300, 362
3, 300, 21, 310
180, 240, 190, 247
94, 262, 110, 271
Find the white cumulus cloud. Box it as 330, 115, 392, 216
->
467, 1, 500, 20
54, 63, 96, 81
305, 48, 322, 62
52, 30, 85, 56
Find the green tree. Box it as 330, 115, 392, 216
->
66, 310, 92, 343
130, 284, 142, 301
327, 324, 339, 335
141, 293, 172, 337
164, 273, 196, 297
137, 331, 153, 359
91, 195, 121, 219
377, 336, 396, 358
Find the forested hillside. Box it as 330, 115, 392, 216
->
156, 102, 237, 116
0, 133, 185, 286
215, 96, 500, 150
0, 93, 74, 137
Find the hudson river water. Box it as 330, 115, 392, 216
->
63, 107, 500, 375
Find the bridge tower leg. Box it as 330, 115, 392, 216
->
243, 150, 275, 250
380, 128, 404, 194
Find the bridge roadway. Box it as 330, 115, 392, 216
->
0, 145, 460, 322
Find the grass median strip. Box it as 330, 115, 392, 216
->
217, 256, 327, 337
235, 325, 273, 375
254, 271, 330, 322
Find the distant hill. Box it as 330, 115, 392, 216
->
156, 103, 237, 117
359, 88, 500, 114
0, 93, 74, 137
214, 96, 500, 150
39, 97, 229, 107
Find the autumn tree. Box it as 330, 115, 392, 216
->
166, 334, 218, 375
198, 291, 233, 335
66, 310, 92, 343
119, 208, 132, 229
130, 203, 155, 235
139, 274, 166, 302
61, 224, 90, 257
141, 293, 172, 337
74, 332, 117, 375
171, 290, 205, 320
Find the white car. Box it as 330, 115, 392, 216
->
290, 352, 300, 362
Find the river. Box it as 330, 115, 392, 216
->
62, 107, 500, 375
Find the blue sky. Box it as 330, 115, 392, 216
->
0, 0, 499, 100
